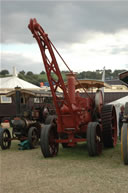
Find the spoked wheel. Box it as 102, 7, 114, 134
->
28, 127, 39, 148
101, 105, 117, 148
87, 122, 103, 156
121, 123, 128, 165
40, 124, 59, 158
0, 128, 11, 150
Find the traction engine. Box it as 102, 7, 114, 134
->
28, 18, 117, 157
0, 87, 49, 150
119, 71, 128, 165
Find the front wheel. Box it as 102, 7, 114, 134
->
0, 128, 11, 150
40, 124, 59, 158
28, 127, 39, 148
121, 123, 128, 165
87, 122, 103, 156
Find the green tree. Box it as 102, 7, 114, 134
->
0, 69, 9, 75
40, 71, 45, 74
26, 71, 33, 76
113, 70, 126, 79
19, 70, 26, 75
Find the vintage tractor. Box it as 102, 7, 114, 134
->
0, 87, 51, 150
28, 18, 117, 157
119, 71, 128, 164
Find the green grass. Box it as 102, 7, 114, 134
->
0, 140, 127, 193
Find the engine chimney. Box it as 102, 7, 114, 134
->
66, 73, 76, 104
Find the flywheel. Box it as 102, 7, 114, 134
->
94, 90, 103, 117
101, 105, 117, 148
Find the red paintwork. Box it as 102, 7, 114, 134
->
28, 18, 94, 145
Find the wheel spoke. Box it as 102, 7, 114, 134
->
28, 127, 39, 148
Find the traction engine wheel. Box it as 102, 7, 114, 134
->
124, 102, 128, 116
0, 128, 11, 150
121, 102, 128, 165
101, 105, 117, 148
28, 127, 39, 148
121, 123, 128, 165
40, 124, 59, 158
87, 122, 103, 156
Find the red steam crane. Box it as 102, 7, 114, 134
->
28, 18, 117, 158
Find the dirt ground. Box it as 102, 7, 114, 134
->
0, 141, 128, 193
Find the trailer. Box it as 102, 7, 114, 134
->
28, 18, 117, 157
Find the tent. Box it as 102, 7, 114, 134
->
0, 66, 39, 89
0, 76, 39, 89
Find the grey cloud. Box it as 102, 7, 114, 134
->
1, 1, 128, 44
110, 47, 128, 55
1, 52, 45, 73
125, 64, 128, 68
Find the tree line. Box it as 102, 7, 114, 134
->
0, 69, 126, 86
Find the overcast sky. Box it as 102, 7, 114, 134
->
1, 0, 128, 74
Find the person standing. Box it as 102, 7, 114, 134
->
119, 105, 124, 141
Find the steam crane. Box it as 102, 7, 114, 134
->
28, 18, 117, 158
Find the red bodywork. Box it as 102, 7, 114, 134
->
28, 18, 94, 146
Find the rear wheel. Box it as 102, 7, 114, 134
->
121, 123, 128, 165
87, 122, 102, 156
40, 124, 59, 158
124, 102, 128, 116
101, 105, 117, 148
0, 128, 11, 150
28, 127, 39, 148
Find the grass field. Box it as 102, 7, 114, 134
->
0, 141, 128, 193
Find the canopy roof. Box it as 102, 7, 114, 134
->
70, 79, 111, 89
6, 88, 63, 98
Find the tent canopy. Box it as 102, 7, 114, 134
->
0, 76, 39, 89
